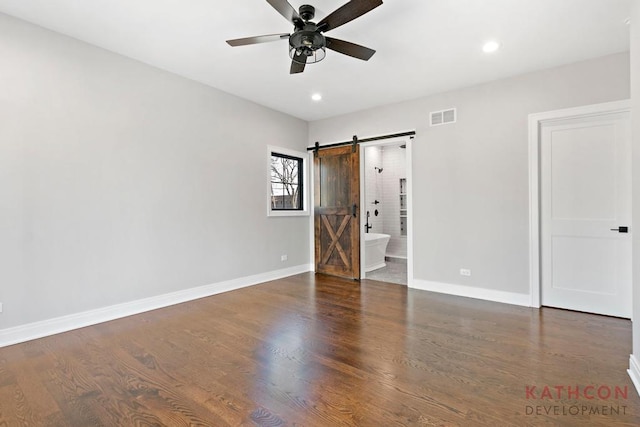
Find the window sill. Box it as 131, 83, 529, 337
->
268, 210, 310, 217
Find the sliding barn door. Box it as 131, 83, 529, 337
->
314, 145, 360, 279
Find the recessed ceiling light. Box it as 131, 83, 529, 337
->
311, 93, 322, 101
482, 41, 501, 53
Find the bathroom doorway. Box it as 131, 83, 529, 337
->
360, 136, 412, 285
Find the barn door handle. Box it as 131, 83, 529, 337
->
352, 204, 357, 217
610, 226, 629, 233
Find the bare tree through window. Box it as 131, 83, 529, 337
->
270, 153, 303, 210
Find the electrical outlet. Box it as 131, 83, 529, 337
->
460, 268, 471, 277
0, 302, 3, 313
281, 255, 288, 262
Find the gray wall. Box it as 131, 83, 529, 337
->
631, 2, 640, 358
0, 13, 309, 330
0, 9, 632, 334
310, 53, 630, 295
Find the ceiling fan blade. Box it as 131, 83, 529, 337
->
226, 33, 289, 47
266, 0, 301, 25
318, 0, 383, 33
290, 52, 307, 74
326, 37, 376, 61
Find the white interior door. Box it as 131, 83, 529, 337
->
540, 111, 631, 318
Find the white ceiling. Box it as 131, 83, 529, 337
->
0, 0, 632, 121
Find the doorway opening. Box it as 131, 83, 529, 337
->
360, 137, 413, 285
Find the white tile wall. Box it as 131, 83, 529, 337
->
364, 146, 384, 234
363, 145, 407, 258
381, 146, 407, 258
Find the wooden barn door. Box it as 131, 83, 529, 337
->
314, 145, 360, 279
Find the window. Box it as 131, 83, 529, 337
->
268, 146, 308, 216
271, 152, 302, 210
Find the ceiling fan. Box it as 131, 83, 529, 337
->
226, 0, 383, 74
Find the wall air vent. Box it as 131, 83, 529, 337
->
430, 108, 457, 127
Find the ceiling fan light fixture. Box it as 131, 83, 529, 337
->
289, 28, 326, 64
290, 45, 326, 64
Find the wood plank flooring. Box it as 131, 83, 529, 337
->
0, 273, 639, 426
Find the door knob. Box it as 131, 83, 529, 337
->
610, 226, 629, 233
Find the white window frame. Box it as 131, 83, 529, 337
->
267, 145, 309, 217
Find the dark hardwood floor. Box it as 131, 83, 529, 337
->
0, 273, 639, 426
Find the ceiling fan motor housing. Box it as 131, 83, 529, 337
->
298, 4, 316, 21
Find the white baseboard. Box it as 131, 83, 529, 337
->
0, 264, 312, 348
410, 279, 531, 307
628, 355, 640, 397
